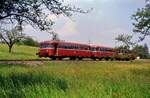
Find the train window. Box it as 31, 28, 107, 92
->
75, 46, 77, 49
99, 48, 101, 51
58, 44, 83, 50
99, 48, 112, 52
104, 48, 106, 51
100, 48, 103, 51
91, 48, 96, 51
58, 45, 77, 50
40, 44, 54, 48
103, 48, 112, 52
58, 45, 65, 49
76, 46, 79, 49
99, 48, 105, 51
64, 45, 68, 49
58, 45, 62, 48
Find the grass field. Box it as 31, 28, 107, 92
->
0, 60, 150, 98
0, 44, 40, 60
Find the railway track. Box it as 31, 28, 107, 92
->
0, 58, 105, 62
0, 59, 50, 62
0, 58, 134, 62
0, 59, 82, 66
0, 59, 50, 65
0, 59, 92, 62
0, 59, 132, 65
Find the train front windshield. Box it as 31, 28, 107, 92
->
40, 43, 54, 48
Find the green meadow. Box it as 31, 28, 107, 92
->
0, 61, 150, 98
0, 44, 40, 60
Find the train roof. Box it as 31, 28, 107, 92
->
90, 45, 114, 49
40, 40, 114, 49
40, 40, 90, 46
40, 40, 59, 44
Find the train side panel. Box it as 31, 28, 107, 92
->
38, 48, 55, 57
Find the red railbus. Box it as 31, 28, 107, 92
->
37, 40, 133, 60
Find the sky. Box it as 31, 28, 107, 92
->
24, 0, 150, 51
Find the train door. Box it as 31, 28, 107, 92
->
53, 43, 58, 56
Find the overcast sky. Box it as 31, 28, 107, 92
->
24, 0, 150, 50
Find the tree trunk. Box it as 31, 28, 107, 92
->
9, 45, 13, 53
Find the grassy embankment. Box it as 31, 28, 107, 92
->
0, 44, 41, 60
0, 61, 150, 98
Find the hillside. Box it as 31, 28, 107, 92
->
0, 44, 41, 60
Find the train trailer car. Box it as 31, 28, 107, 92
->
56, 41, 91, 60
92, 46, 116, 60
36, 40, 135, 61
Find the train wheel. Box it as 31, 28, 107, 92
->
51, 57, 56, 60
58, 57, 63, 60
78, 57, 83, 60
98, 58, 102, 61
93, 58, 96, 61
121, 58, 125, 61
115, 58, 120, 61
72, 57, 76, 60
70, 57, 76, 60
110, 58, 115, 61
105, 58, 109, 61
125, 58, 130, 61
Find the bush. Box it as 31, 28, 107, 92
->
17, 37, 39, 47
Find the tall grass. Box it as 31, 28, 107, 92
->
0, 61, 150, 98
0, 71, 68, 98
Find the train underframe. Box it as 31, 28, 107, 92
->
48, 55, 133, 61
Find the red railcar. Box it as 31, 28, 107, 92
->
90, 45, 115, 60
38, 40, 58, 58
37, 40, 116, 60
56, 41, 91, 59
37, 40, 92, 60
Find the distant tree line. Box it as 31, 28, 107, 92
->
16, 36, 39, 47
132, 44, 150, 59
115, 43, 150, 59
